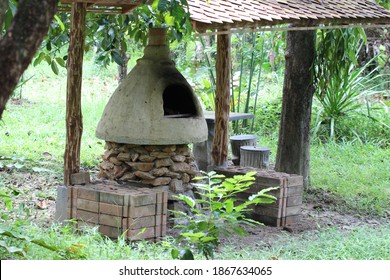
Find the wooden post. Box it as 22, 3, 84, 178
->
64, 3, 86, 186
212, 31, 231, 166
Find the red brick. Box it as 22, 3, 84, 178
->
286, 195, 303, 207
76, 198, 99, 212
285, 206, 301, 216
156, 203, 167, 215
77, 221, 96, 229
100, 191, 126, 205
155, 225, 166, 237
287, 185, 303, 196
156, 215, 167, 226
99, 225, 123, 239
99, 202, 123, 216
99, 214, 122, 227
283, 215, 302, 225
128, 227, 155, 241
287, 175, 303, 187
128, 216, 156, 229
254, 206, 284, 218
76, 210, 99, 224
77, 187, 100, 202
128, 205, 156, 218
70, 172, 91, 185
129, 193, 157, 207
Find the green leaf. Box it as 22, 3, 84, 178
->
225, 199, 234, 214
175, 194, 195, 208
157, 0, 169, 11
197, 221, 208, 230
55, 57, 66, 68
54, 15, 65, 31
179, 248, 194, 260
0, 240, 26, 257
171, 248, 179, 259
201, 236, 216, 242
33, 52, 46, 67
164, 14, 175, 27
111, 50, 124, 66
51, 61, 59, 75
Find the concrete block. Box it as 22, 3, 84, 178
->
55, 185, 69, 223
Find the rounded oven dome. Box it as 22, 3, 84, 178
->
95, 28, 207, 145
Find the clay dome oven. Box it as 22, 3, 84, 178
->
96, 28, 207, 145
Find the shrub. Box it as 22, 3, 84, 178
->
171, 171, 277, 260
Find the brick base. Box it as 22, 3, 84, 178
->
67, 182, 168, 241
216, 166, 304, 227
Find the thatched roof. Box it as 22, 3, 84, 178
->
60, 0, 390, 30
189, 0, 390, 31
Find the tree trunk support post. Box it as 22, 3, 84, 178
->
64, 3, 86, 186
275, 28, 316, 188
212, 30, 231, 167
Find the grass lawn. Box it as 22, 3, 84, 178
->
0, 57, 389, 260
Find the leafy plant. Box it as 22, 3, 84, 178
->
313, 60, 389, 140
171, 171, 277, 259
313, 27, 390, 140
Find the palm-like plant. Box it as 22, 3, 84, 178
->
313, 28, 389, 140
313, 60, 387, 139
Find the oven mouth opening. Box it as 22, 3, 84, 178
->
163, 84, 197, 118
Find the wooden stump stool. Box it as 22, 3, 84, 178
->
240, 146, 270, 169
230, 134, 258, 165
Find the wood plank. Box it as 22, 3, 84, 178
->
64, 3, 86, 186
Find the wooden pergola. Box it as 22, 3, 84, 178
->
59, 0, 390, 186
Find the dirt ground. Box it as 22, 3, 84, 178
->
0, 168, 387, 249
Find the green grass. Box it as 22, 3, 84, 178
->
218, 224, 390, 260
310, 142, 390, 216
1, 218, 388, 260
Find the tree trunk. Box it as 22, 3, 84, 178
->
275, 29, 316, 188
117, 48, 129, 84
0, 1, 8, 31
0, 0, 57, 118
64, 3, 86, 186
212, 31, 231, 166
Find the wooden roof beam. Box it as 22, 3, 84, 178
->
61, 0, 144, 5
